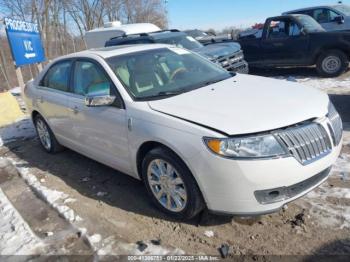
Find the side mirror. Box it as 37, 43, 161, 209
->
85, 95, 116, 107
334, 15, 345, 24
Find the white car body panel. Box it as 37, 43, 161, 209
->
23, 44, 342, 215
34, 86, 71, 140
67, 93, 131, 174
148, 74, 329, 135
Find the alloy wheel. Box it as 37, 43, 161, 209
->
147, 159, 188, 212
36, 119, 51, 151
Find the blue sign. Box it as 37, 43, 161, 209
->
4, 18, 45, 67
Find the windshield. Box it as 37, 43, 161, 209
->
154, 35, 203, 50
333, 5, 350, 16
294, 15, 325, 32
106, 47, 231, 100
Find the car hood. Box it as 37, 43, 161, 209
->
148, 74, 329, 136
197, 34, 230, 41
194, 42, 242, 59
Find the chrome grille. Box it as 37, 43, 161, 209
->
274, 123, 332, 165
328, 103, 343, 146
213, 51, 244, 70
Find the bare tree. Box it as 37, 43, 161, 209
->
103, 0, 123, 21
122, 0, 167, 28
65, 0, 105, 32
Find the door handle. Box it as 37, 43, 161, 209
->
273, 42, 284, 47
69, 106, 79, 114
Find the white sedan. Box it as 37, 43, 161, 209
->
23, 44, 343, 219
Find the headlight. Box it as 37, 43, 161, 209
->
203, 134, 288, 159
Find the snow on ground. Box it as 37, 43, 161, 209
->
9, 87, 21, 96
10, 156, 183, 255
0, 117, 36, 147
6, 157, 81, 224
0, 178, 43, 255
300, 181, 350, 229
275, 75, 350, 93
333, 153, 350, 180
1, 153, 184, 255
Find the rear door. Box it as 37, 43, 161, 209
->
260, 18, 309, 65
36, 60, 73, 142
67, 59, 131, 173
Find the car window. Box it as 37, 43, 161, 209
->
41, 61, 71, 92
106, 47, 231, 100
329, 9, 340, 21
294, 15, 326, 32
289, 22, 301, 36
297, 10, 314, 16
73, 61, 111, 96
313, 8, 339, 23
267, 19, 300, 38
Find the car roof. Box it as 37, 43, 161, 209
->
85, 23, 160, 35
267, 14, 309, 20
107, 29, 184, 41
284, 4, 343, 14
55, 44, 171, 61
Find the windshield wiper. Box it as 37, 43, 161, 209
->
156, 90, 184, 96
143, 89, 186, 100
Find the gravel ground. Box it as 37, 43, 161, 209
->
0, 69, 349, 258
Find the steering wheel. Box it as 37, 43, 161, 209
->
170, 67, 187, 81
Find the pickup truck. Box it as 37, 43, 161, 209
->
105, 30, 249, 73
238, 14, 350, 77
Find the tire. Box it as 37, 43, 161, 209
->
141, 147, 205, 220
316, 50, 348, 77
34, 115, 64, 153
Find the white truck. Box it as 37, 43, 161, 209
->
84, 21, 160, 49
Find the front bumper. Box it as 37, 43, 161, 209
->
189, 123, 342, 216
229, 61, 249, 74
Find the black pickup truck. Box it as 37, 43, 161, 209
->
238, 14, 350, 77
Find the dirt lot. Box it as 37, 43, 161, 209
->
0, 68, 350, 259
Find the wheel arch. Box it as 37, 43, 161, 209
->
135, 140, 204, 190
135, 140, 208, 211
313, 46, 350, 63
31, 110, 41, 123
136, 141, 177, 180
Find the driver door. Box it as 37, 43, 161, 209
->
260, 18, 309, 65
67, 59, 132, 174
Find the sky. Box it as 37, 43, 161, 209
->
167, 0, 350, 30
